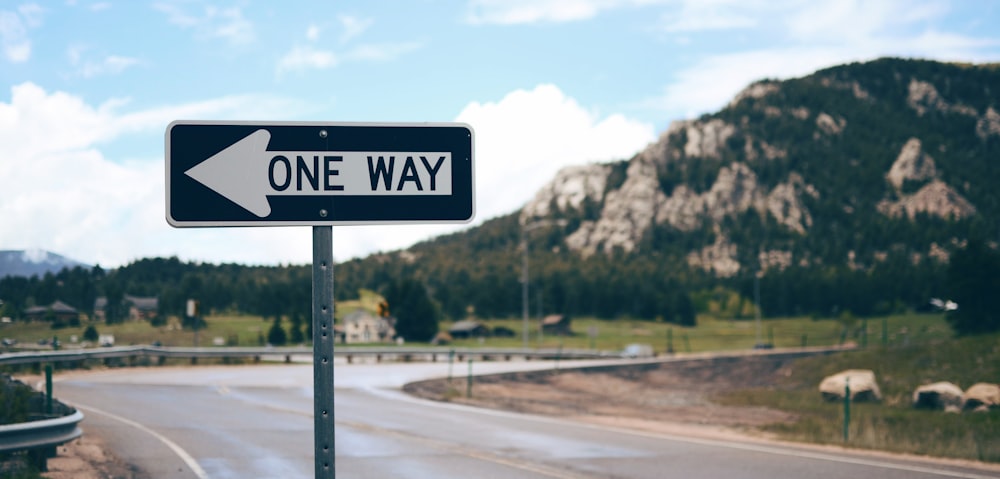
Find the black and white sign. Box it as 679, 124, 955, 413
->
166, 121, 474, 227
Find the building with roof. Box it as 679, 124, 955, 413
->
342, 310, 396, 344
23, 300, 79, 323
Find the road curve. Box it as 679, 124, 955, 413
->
52, 359, 1000, 479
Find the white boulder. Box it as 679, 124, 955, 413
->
912, 382, 964, 411
963, 383, 1000, 412
819, 369, 882, 402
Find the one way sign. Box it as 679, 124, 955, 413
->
166, 121, 474, 227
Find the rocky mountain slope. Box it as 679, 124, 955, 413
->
519, 58, 999, 277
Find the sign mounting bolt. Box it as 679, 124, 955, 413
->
319, 209, 328, 217
318, 129, 328, 138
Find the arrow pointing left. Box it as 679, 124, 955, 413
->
184, 128, 275, 217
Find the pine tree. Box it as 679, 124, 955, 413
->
267, 316, 287, 346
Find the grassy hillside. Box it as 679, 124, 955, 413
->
719, 332, 1000, 461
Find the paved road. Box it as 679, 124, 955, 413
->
53, 359, 1000, 479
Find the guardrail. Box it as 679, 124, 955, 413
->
0, 410, 83, 455
0, 345, 620, 367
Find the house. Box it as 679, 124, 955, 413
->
93, 295, 159, 322
23, 300, 79, 323
448, 320, 490, 339
342, 310, 396, 344
542, 314, 572, 335
124, 295, 159, 321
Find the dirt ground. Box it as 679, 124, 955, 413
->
44, 434, 146, 479
403, 354, 803, 441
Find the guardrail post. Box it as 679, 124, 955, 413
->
448, 350, 455, 382
45, 364, 53, 415
466, 359, 473, 398
843, 377, 851, 442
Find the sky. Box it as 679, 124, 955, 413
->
1, 0, 998, 268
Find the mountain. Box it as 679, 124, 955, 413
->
0, 249, 91, 279
335, 57, 1000, 321
522, 57, 998, 271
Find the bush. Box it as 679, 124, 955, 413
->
267, 317, 287, 346
82, 325, 99, 342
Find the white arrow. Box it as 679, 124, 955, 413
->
185, 129, 275, 217
184, 129, 453, 218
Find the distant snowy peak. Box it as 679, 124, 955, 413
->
0, 250, 91, 278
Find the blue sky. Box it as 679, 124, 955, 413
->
1, 0, 998, 267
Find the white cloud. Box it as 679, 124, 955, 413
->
17, 4, 43, 27
276, 42, 420, 76
0, 4, 44, 62
456, 84, 655, 221
0, 83, 316, 267
658, 0, 761, 32
337, 14, 371, 44
68, 45, 141, 78
343, 42, 422, 63
153, 2, 254, 44
277, 45, 338, 75
465, 0, 653, 25
306, 24, 321, 41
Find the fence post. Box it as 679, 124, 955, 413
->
466, 359, 473, 398
843, 377, 851, 442
45, 364, 53, 415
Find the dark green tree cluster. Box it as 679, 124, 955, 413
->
0, 257, 312, 325
946, 240, 1000, 335
382, 278, 440, 341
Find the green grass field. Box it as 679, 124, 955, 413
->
440, 313, 950, 353
0, 310, 950, 352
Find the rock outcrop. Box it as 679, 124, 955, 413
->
879, 138, 976, 220
521, 163, 609, 222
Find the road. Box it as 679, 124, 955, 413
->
52, 358, 1000, 479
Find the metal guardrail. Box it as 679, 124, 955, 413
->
0, 410, 83, 455
0, 345, 619, 366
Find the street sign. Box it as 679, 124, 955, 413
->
166, 121, 474, 227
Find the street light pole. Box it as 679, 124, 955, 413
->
520, 218, 568, 351
521, 228, 530, 350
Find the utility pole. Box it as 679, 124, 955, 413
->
520, 219, 568, 350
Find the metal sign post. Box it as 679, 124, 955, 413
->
313, 226, 335, 478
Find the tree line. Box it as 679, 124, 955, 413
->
1, 233, 996, 337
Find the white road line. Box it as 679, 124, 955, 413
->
73, 402, 210, 479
